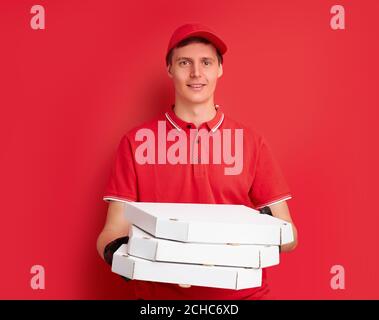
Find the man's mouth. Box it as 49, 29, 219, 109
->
187, 84, 206, 90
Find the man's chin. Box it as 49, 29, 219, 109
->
182, 95, 211, 105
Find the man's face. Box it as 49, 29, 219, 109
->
167, 42, 223, 105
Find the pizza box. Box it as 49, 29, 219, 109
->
112, 244, 262, 290
128, 225, 279, 268
124, 202, 293, 245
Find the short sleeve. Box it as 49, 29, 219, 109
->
103, 135, 138, 203
249, 136, 292, 209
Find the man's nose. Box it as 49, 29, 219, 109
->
190, 62, 201, 78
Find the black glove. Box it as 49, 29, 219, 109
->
103, 236, 131, 282
259, 206, 272, 216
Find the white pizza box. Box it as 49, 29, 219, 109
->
112, 244, 262, 290
124, 202, 293, 245
128, 225, 279, 268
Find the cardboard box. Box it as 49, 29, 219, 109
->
112, 244, 263, 290
124, 202, 293, 245
128, 225, 279, 268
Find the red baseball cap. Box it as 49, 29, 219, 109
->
166, 23, 227, 62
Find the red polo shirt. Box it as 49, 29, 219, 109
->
103, 104, 292, 300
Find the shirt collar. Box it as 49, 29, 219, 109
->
165, 104, 225, 132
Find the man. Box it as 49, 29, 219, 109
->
97, 23, 298, 300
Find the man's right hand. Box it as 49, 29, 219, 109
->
105, 236, 132, 282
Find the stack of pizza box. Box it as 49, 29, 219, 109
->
111, 202, 294, 290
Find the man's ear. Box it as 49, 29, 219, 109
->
217, 63, 223, 78
167, 64, 173, 78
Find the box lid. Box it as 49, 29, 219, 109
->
125, 202, 293, 245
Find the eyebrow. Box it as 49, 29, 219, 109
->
175, 57, 215, 62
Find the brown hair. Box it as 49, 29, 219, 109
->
166, 36, 223, 67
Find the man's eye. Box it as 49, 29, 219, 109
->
203, 60, 211, 66
179, 60, 190, 66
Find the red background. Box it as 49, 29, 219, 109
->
1, 0, 378, 299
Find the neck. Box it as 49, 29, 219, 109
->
173, 96, 217, 128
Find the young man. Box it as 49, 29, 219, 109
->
97, 23, 298, 300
